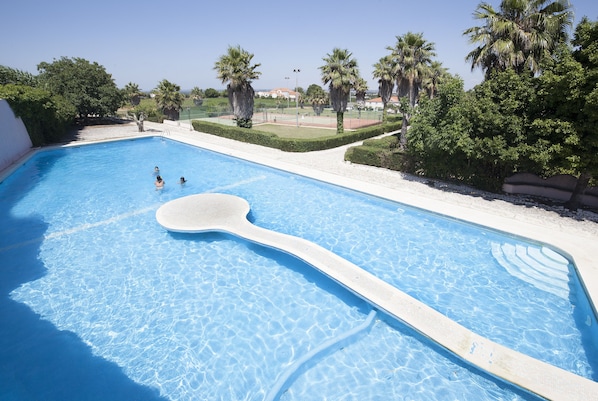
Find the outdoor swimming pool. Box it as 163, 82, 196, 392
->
1, 136, 596, 400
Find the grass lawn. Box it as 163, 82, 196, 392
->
255, 124, 337, 138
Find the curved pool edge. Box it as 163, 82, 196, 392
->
156, 193, 598, 401
6, 131, 598, 401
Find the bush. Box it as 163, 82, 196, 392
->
0, 84, 76, 146
191, 120, 402, 152
345, 135, 409, 170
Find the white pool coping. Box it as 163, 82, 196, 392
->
4, 121, 598, 400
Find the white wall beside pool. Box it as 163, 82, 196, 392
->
0, 99, 32, 172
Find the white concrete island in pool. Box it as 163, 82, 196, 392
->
155, 193, 598, 401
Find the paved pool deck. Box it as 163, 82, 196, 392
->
15, 120, 598, 400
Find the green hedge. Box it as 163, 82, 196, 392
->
0, 84, 76, 146
344, 135, 409, 170
191, 120, 402, 152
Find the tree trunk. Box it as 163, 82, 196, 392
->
336, 111, 344, 134
399, 116, 408, 148
131, 112, 145, 132
565, 172, 592, 210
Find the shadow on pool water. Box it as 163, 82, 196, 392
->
0, 202, 166, 401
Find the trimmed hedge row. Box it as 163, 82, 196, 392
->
344, 135, 409, 171
191, 120, 402, 152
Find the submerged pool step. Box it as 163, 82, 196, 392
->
264, 309, 377, 401
491, 242, 571, 299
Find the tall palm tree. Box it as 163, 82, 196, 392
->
422, 61, 448, 99
190, 86, 204, 106
214, 45, 261, 128
372, 55, 395, 123
320, 48, 360, 134
353, 77, 368, 119
123, 82, 142, 106
153, 79, 184, 121
305, 84, 328, 116
388, 32, 436, 147
464, 0, 573, 79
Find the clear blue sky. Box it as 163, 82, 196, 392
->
1, 0, 597, 92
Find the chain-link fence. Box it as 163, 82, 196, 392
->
178, 106, 383, 129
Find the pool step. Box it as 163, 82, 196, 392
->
491, 243, 571, 299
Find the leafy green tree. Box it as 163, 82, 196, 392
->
0, 65, 38, 86
153, 79, 184, 120
320, 48, 360, 134
37, 57, 122, 120
372, 56, 394, 123
533, 17, 598, 209
0, 83, 76, 145
408, 76, 473, 179
305, 84, 328, 116
409, 70, 549, 190
123, 82, 142, 106
388, 32, 436, 147
204, 88, 220, 98
214, 45, 261, 128
464, 0, 573, 79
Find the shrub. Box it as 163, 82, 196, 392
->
191, 120, 402, 152
345, 135, 409, 170
0, 83, 76, 145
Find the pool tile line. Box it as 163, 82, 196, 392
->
264, 309, 377, 401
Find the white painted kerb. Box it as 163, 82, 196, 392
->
156, 193, 598, 401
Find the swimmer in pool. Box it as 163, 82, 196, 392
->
155, 175, 164, 189
179, 176, 187, 184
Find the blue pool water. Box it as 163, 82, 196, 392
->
1, 137, 596, 400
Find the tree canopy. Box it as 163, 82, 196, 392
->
214, 45, 261, 128
407, 16, 598, 207
372, 55, 395, 123
305, 84, 328, 116
0, 83, 76, 146
464, 0, 573, 79
37, 57, 122, 120
0, 65, 38, 87
387, 32, 437, 146
153, 79, 184, 121
320, 48, 360, 134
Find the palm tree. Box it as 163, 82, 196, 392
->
422, 61, 448, 99
214, 45, 261, 128
464, 0, 573, 79
153, 79, 184, 120
305, 84, 328, 116
388, 32, 436, 147
320, 48, 360, 134
353, 77, 368, 119
372, 55, 395, 123
190, 86, 204, 106
123, 82, 142, 106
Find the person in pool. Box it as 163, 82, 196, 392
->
179, 176, 187, 185
155, 175, 164, 189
